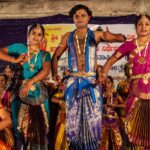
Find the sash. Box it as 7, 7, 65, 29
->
68, 28, 96, 72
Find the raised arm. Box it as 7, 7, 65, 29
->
51, 33, 69, 76
0, 47, 26, 64
95, 27, 126, 43
98, 40, 131, 84
103, 55, 118, 75
0, 105, 12, 130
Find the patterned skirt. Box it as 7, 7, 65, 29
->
11, 97, 49, 150
125, 97, 150, 148
65, 87, 102, 150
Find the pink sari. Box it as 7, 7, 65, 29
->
114, 40, 150, 148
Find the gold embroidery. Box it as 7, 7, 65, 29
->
114, 51, 122, 59
131, 72, 150, 81
132, 79, 150, 99
71, 71, 96, 77
128, 41, 148, 76
129, 69, 132, 75
30, 85, 36, 91
128, 63, 133, 68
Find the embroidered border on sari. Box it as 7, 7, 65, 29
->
19, 81, 48, 106
125, 97, 150, 147
114, 51, 122, 59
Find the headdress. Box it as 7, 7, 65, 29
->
141, 14, 147, 19
36, 23, 41, 29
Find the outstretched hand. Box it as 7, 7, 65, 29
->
105, 26, 110, 32
15, 53, 28, 65
104, 25, 126, 42
103, 26, 113, 41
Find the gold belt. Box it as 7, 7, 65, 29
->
130, 73, 150, 84
103, 114, 117, 119
131, 73, 150, 79
71, 71, 96, 77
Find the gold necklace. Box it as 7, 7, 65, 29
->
136, 39, 149, 64
28, 46, 39, 71
75, 33, 87, 54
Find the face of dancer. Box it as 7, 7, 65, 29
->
97, 65, 103, 76
3, 66, 14, 80
0, 75, 6, 89
73, 9, 90, 29
28, 27, 44, 46
105, 78, 113, 89
124, 64, 130, 78
136, 16, 150, 38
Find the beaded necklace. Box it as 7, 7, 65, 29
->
27, 46, 39, 71
75, 33, 87, 54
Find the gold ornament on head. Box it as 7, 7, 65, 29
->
142, 14, 146, 18
141, 14, 147, 19
36, 24, 41, 29
5, 65, 10, 70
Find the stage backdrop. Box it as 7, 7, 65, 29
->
42, 23, 136, 85
0, 14, 138, 85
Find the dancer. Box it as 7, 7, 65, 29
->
99, 15, 150, 149
52, 4, 126, 150
0, 23, 51, 150
99, 76, 122, 150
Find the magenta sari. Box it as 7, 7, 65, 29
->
115, 40, 150, 148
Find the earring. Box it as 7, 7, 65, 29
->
141, 14, 146, 19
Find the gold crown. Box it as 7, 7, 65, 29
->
5, 65, 10, 69
37, 24, 41, 29
141, 14, 147, 19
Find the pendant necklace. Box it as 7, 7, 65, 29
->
136, 39, 149, 64
75, 33, 87, 54
28, 47, 39, 71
